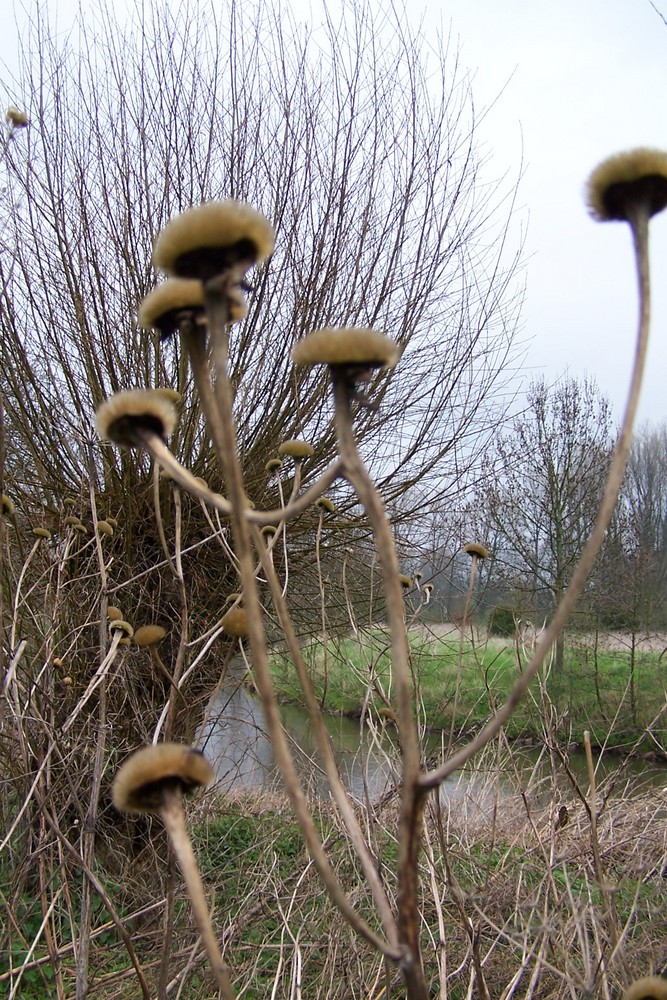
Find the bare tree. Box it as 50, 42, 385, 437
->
0, 0, 522, 520
475, 376, 613, 667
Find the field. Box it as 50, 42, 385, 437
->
270, 625, 667, 752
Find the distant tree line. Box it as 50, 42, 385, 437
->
417, 377, 667, 657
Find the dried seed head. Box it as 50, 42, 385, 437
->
96, 520, 113, 536
32, 527, 51, 539
586, 148, 667, 222
153, 201, 275, 280
134, 625, 167, 647
154, 388, 183, 406
105, 516, 119, 528
74, 523, 88, 534
221, 607, 248, 638
5, 106, 28, 128
292, 327, 399, 372
399, 574, 413, 589
64, 515, 81, 527
95, 390, 178, 448
464, 543, 490, 560
107, 606, 123, 621
378, 706, 398, 723
109, 619, 134, 638
315, 496, 335, 513
112, 743, 214, 814
621, 978, 667, 1000
138, 279, 206, 337
265, 458, 283, 472
278, 439, 314, 459
1, 493, 15, 516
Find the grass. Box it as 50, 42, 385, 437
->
269, 626, 667, 750
143, 784, 665, 998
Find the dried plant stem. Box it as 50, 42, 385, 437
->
253, 530, 400, 947
152, 464, 178, 576
163, 485, 189, 742
76, 462, 109, 1000
583, 731, 626, 985
449, 553, 480, 748
332, 375, 428, 1000
142, 424, 342, 527
38, 803, 152, 1000
421, 205, 652, 790
198, 277, 400, 960
160, 791, 235, 999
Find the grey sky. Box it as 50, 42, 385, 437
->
436, 0, 667, 426
2, 0, 666, 426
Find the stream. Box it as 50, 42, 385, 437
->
200, 684, 666, 807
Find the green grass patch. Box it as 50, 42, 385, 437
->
270, 628, 667, 747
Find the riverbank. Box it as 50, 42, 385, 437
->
268, 627, 667, 755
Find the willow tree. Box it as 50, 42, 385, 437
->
0, 0, 521, 504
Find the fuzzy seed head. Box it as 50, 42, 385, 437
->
154, 388, 183, 406
586, 148, 667, 222
96, 520, 113, 536
105, 516, 119, 528
107, 607, 123, 621
622, 978, 667, 1000
464, 542, 490, 560
109, 619, 134, 638
1, 493, 15, 516
221, 607, 249, 638
64, 515, 81, 527
74, 523, 88, 534
399, 574, 413, 589
153, 201, 275, 279
134, 625, 167, 647
265, 458, 283, 472
96, 390, 178, 448
138, 279, 206, 337
6, 107, 28, 128
315, 496, 335, 513
112, 744, 214, 814
278, 439, 314, 459
32, 527, 51, 539
292, 328, 399, 369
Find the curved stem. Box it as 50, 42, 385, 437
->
332, 374, 428, 1000
252, 526, 400, 947
140, 431, 342, 527
421, 205, 653, 790
199, 277, 400, 960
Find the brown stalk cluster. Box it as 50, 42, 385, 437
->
89, 146, 667, 998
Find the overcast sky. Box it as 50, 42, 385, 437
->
434, 0, 667, 427
2, 0, 666, 427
